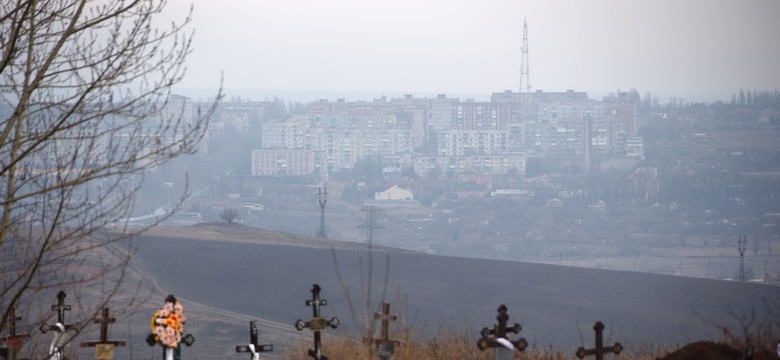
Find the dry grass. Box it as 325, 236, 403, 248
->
278, 330, 672, 360
277, 323, 780, 360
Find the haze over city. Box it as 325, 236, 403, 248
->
3, 1, 780, 359
162, 0, 780, 102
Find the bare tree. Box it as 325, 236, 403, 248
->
0, 0, 221, 356
219, 208, 239, 224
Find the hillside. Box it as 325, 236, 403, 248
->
121, 223, 778, 359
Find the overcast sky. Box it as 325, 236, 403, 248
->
163, 0, 780, 102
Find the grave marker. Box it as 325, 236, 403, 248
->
0, 307, 30, 360
40, 291, 75, 333
477, 304, 527, 360
147, 295, 194, 360
363, 302, 401, 359
575, 321, 622, 360
235, 321, 273, 360
294, 284, 339, 360
39, 291, 76, 360
80, 307, 126, 360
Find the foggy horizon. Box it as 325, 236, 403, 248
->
159, 0, 780, 103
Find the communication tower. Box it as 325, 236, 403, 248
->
520, 18, 531, 93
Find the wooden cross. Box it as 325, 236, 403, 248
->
40, 291, 75, 333
235, 321, 273, 359
1, 307, 31, 360
576, 321, 623, 360
80, 307, 126, 360
363, 302, 401, 359
294, 284, 339, 360
477, 305, 527, 360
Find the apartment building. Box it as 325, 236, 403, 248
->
252, 90, 637, 177
250, 149, 314, 176
413, 154, 526, 177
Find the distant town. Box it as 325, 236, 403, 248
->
128, 88, 780, 283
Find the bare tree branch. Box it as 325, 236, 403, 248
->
0, 1, 223, 355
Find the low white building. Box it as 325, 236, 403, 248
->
374, 185, 414, 200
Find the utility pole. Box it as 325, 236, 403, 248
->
358, 206, 384, 332
360, 206, 383, 247
317, 186, 327, 238
737, 234, 747, 281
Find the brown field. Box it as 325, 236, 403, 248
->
105, 223, 780, 360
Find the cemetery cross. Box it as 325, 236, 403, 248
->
79, 307, 126, 360
363, 302, 401, 359
235, 320, 273, 360
39, 291, 76, 360
477, 304, 527, 360
0, 307, 30, 360
294, 284, 339, 360
147, 295, 194, 360
576, 321, 623, 360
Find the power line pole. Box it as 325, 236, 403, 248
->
737, 234, 747, 281
317, 186, 327, 238
358, 205, 384, 332
360, 206, 383, 247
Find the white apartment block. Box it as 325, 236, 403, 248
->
413, 154, 526, 177
261, 116, 310, 150
437, 129, 511, 156
261, 114, 414, 171
251, 149, 314, 176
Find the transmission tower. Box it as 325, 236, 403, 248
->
737, 234, 747, 281
359, 205, 384, 246
317, 186, 327, 238
520, 18, 531, 93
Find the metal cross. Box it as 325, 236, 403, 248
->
294, 284, 339, 360
145, 296, 194, 360
477, 304, 527, 359
79, 307, 126, 360
40, 291, 75, 333
235, 321, 273, 360
363, 302, 401, 359
53, 291, 71, 326
576, 321, 623, 360
1, 307, 31, 359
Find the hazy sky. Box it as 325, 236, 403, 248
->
163, 0, 780, 101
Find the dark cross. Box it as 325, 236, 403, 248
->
40, 290, 75, 333
235, 321, 273, 359
477, 304, 527, 360
363, 302, 401, 359
145, 295, 194, 360
1, 307, 31, 360
576, 321, 623, 360
294, 284, 339, 360
53, 291, 71, 325
80, 307, 126, 360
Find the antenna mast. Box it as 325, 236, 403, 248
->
520, 18, 531, 93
